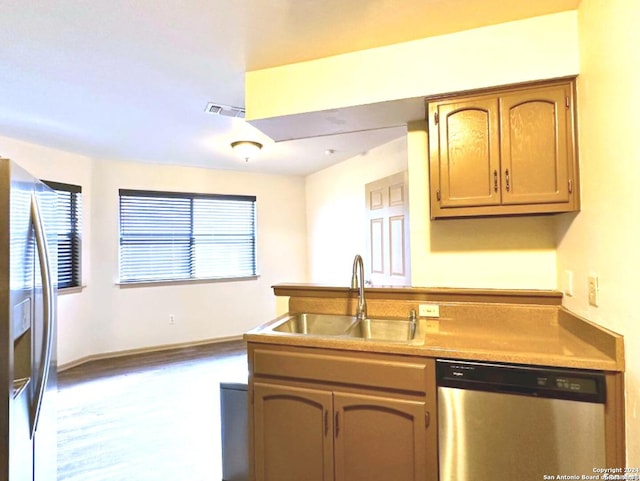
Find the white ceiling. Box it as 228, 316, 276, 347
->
0, 0, 579, 176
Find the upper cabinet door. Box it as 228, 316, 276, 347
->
499, 84, 573, 205
427, 78, 579, 219
434, 97, 501, 208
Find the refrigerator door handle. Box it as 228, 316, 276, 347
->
30, 192, 54, 439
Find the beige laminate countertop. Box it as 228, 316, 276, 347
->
244, 285, 624, 372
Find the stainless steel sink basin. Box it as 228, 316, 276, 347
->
346, 318, 418, 342
273, 313, 358, 336
270, 313, 423, 344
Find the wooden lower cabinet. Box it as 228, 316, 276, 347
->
249, 345, 437, 481
253, 383, 428, 481
253, 383, 333, 481
334, 392, 427, 481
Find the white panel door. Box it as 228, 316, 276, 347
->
365, 171, 411, 286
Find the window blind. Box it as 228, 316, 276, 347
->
42, 180, 82, 289
118, 189, 257, 283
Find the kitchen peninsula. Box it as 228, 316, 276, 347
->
244, 284, 625, 481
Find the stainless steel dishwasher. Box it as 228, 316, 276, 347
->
437, 359, 606, 481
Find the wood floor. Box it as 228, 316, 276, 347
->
57, 340, 248, 481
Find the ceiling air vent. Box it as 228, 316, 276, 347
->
204, 102, 245, 118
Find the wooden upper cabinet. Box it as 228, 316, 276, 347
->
435, 97, 501, 208
427, 78, 579, 219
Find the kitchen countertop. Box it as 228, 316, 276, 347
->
244, 285, 624, 372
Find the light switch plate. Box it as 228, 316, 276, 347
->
564, 270, 574, 297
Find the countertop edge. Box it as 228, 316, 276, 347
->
272, 284, 564, 305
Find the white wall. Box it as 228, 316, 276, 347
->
1, 136, 308, 365
89, 158, 307, 357
305, 136, 408, 284
556, 0, 640, 464
1, 136, 95, 365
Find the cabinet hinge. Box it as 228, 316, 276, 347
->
434, 111, 439, 125
568, 179, 573, 194
436, 190, 441, 202
425, 411, 430, 428
565, 96, 570, 109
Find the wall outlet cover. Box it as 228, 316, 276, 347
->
419, 304, 440, 318
588, 275, 599, 307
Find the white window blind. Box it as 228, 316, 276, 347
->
118, 189, 257, 283
42, 180, 82, 289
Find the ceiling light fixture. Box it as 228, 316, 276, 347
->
231, 140, 263, 162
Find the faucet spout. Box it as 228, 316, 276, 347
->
351, 255, 367, 321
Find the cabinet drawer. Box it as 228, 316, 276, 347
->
253, 348, 430, 394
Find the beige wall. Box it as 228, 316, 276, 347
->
407, 122, 558, 289
1, 136, 308, 366
306, 129, 558, 290
303, 2, 638, 463
557, 0, 640, 465
305, 136, 407, 284
246, 11, 579, 119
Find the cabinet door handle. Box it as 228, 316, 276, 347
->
493, 170, 498, 193
324, 410, 329, 436
505, 169, 510, 192
335, 412, 340, 438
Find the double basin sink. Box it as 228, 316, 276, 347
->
270, 313, 424, 344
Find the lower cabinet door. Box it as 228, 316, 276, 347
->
333, 392, 427, 481
253, 383, 334, 481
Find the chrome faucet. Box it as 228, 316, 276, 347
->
350, 255, 367, 321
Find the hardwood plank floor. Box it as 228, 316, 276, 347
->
57, 340, 248, 481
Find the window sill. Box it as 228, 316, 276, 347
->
116, 275, 260, 289
59, 285, 87, 295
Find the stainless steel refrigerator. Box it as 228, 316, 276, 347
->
1, 158, 58, 481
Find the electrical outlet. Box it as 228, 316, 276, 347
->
169, 314, 175, 324
418, 304, 440, 318
588, 275, 599, 307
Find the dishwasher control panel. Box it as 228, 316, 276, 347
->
436, 360, 606, 403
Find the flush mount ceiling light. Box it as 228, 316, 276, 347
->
231, 140, 263, 162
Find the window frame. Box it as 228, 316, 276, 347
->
118, 188, 258, 285
42, 180, 83, 291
